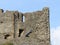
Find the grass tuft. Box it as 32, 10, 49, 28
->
2, 42, 13, 45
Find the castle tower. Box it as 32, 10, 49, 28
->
0, 7, 50, 45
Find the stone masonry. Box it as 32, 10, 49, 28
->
0, 7, 50, 45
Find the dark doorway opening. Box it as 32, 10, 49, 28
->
18, 29, 24, 37
4, 34, 10, 39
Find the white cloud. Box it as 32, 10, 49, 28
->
51, 26, 60, 45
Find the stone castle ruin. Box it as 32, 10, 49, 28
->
0, 7, 50, 45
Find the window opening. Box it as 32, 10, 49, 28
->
25, 30, 32, 37
18, 29, 24, 37
4, 34, 10, 39
22, 16, 25, 22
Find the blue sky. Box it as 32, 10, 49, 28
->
0, 0, 60, 45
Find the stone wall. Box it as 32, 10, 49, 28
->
0, 7, 50, 45
0, 10, 14, 39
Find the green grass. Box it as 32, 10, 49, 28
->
2, 42, 13, 45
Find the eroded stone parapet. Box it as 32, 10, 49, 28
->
0, 9, 4, 13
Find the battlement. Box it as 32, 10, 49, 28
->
0, 7, 50, 45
